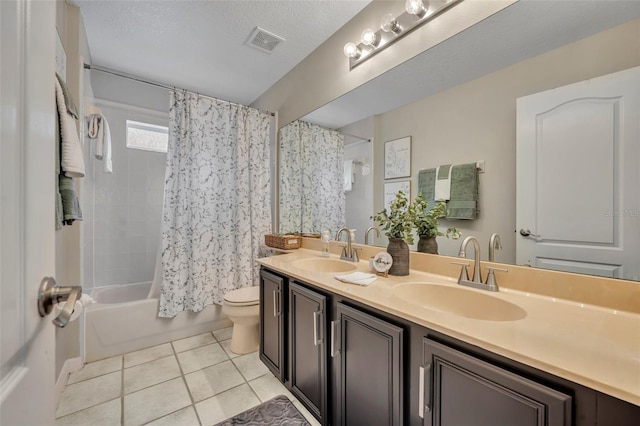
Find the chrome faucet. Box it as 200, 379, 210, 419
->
364, 226, 380, 245
488, 233, 502, 262
454, 236, 505, 292
335, 227, 360, 262
458, 236, 482, 284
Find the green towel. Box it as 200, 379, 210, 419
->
417, 168, 436, 204
447, 163, 479, 220
55, 100, 82, 228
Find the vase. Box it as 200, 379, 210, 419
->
417, 235, 438, 254
387, 238, 409, 276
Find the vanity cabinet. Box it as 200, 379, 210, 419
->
421, 338, 572, 426
259, 269, 286, 381
332, 302, 404, 426
288, 282, 328, 424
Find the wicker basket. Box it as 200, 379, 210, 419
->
265, 234, 302, 250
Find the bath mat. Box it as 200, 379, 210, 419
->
214, 395, 311, 426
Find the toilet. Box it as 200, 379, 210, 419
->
221, 286, 260, 354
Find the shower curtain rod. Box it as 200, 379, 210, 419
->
339, 130, 370, 143
83, 63, 275, 117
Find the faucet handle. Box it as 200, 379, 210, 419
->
338, 244, 348, 260
484, 266, 508, 290
352, 247, 362, 262
451, 261, 470, 283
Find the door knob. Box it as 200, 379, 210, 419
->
37, 277, 82, 328
519, 228, 542, 241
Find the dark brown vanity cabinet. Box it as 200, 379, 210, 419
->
421, 338, 572, 426
288, 282, 328, 425
332, 302, 404, 426
259, 269, 286, 381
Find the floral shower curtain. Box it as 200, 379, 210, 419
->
159, 90, 271, 318
279, 120, 345, 235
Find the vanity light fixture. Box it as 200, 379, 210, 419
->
343, 0, 462, 70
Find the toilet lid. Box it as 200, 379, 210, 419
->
224, 286, 260, 306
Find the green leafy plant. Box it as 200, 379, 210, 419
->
372, 190, 416, 245
412, 194, 461, 239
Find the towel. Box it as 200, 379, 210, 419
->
446, 163, 479, 220
343, 160, 353, 191
54, 73, 85, 177
334, 271, 377, 286
434, 164, 452, 201
417, 168, 436, 204
88, 113, 113, 173
55, 107, 82, 228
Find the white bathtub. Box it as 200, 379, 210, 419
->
85, 281, 231, 362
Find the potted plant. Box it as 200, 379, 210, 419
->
412, 194, 460, 254
372, 190, 414, 275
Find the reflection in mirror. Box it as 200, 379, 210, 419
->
287, 6, 640, 281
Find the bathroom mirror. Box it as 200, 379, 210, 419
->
278, 2, 640, 281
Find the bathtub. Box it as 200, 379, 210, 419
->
85, 281, 231, 362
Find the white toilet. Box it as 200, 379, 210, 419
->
221, 286, 260, 354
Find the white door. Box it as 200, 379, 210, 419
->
1, 0, 57, 424
516, 66, 640, 280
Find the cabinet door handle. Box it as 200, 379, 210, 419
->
330, 320, 340, 357
419, 363, 432, 418
313, 310, 322, 346
272, 289, 281, 317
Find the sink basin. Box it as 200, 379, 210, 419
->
392, 283, 527, 321
291, 258, 358, 273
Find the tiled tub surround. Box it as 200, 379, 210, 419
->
257, 240, 640, 406
56, 328, 320, 426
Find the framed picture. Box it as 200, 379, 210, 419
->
384, 180, 411, 211
384, 136, 411, 179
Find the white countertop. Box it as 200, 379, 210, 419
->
257, 249, 640, 406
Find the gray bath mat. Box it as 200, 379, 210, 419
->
214, 395, 311, 426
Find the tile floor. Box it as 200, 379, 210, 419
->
55, 327, 321, 426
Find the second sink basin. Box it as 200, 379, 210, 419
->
392, 283, 527, 321
291, 258, 358, 273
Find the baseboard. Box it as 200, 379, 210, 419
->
55, 356, 84, 408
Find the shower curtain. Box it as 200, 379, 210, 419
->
159, 90, 271, 318
279, 120, 345, 234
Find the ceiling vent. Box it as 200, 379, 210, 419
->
246, 27, 285, 53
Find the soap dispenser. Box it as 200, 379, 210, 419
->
321, 230, 330, 257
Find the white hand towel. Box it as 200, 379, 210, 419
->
88, 114, 113, 173
344, 160, 353, 192
334, 271, 377, 286
55, 77, 85, 177
434, 164, 452, 201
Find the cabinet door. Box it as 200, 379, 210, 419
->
289, 282, 328, 425
421, 338, 572, 426
259, 269, 286, 381
333, 302, 404, 426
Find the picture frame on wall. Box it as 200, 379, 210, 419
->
384, 136, 411, 179
384, 180, 411, 211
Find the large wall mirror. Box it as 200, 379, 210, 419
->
277, 1, 640, 282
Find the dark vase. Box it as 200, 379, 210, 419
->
417, 235, 438, 254
387, 238, 409, 276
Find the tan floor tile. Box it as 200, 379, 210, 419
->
172, 332, 216, 353
124, 355, 181, 394
219, 339, 240, 359
55, 398, 121, 426
184, 360, 245, 402
123, 377, 191, 426
177, 343, 228, 374
248, 373, 293, 402
144, 406, 200, 426
124, 343, 173, 368
212, 327, 233, 342
194, 383, 260, 426
67, 356, 122, 385
56, 371, 122, 418
232, 351, 269, 381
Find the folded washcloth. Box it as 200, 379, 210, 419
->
334, 272, 377, 286
434, 164, 452, 201
88, 113, 113, 173
55, 73, 85, 177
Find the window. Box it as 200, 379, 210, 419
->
126, 120, 169, 153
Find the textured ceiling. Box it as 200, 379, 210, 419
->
304, 0, 640, 129
73, 0, 372, 105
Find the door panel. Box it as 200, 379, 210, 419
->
259, 270, 285, 381
1, 0, 57, 424
516, 66, 640, 280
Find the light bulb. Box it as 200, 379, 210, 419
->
380, 13, 400, 33
360, 28, 377, 46
405, 0, 427, 16
343, 42, 360, 58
